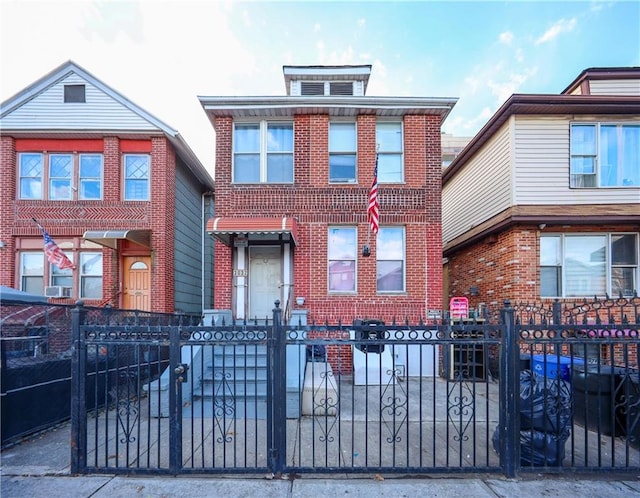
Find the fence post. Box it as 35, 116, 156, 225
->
70, 301, 87, 474
270, 300, 286, 475
499, 300, 519, 478
169, 326, 182, 473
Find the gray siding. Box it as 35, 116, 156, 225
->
514, 115, 640, 205
442, 120, 512, 245
173, 158, 206, 314
2, 73, 157, 131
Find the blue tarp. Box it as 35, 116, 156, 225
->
0, 286, 48, 304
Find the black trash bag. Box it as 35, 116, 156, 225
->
519, 428, 570, 467
492, 426, 570, 467
519, 369, 572, 434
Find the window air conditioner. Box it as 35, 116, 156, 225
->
45, 286, 72, 298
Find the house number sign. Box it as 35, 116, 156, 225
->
233, 269, 248, 277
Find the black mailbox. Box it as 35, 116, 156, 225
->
353, 319, 385, 354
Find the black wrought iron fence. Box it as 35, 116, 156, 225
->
0, 301, 199, 447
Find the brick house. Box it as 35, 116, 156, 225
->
442, 67, 640, 314
0, 61, 214, 314
199, 65, 457, 370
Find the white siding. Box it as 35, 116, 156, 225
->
1, 73, 158, 131
442, 121, 512, 244
589, 79, 640, 96
514, 115, 640, 205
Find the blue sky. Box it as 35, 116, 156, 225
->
1, 0, 639, 174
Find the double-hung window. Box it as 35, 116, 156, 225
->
570, 123, 640, 188
19, 152, 103, 200
80, 252, 103, 299
328, 227, 357, 292
540, 233, 638, 297
20, 253, 44, 294
233, 121, 293, 183
329, 122, 356, 183
124, 154, 150, 200
377, 227, 405, 292
376, 122, 403, 182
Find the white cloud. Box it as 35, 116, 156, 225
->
535, 17, 577, 45
499, 31, 514, 45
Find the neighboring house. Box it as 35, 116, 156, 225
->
442, 67, 640, 312
441, 132, 472, 170
199, 65, 457, 335
0, 61, 214, 314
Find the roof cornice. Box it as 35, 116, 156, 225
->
199, 95, 458, 121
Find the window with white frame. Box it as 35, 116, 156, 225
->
540, 233, 638, 297
377, 227, 405, 292
124, 154, 150, 200
50, 252, 74, 287
328, 227, 357, 292
329, 122, 356, 183
80, 252, 103, 299
19, 152, 103, 200
570, 123, 640, 188
376, 122, 403, 182
20, 253, 44, 294
233, 122, 293, 183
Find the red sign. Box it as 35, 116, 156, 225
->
449, 297, 469, 319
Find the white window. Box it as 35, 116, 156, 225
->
50, 252, 74, 287
124, 154, 150, 200
540, 233, 638, 297
19, 153, 43, 199
80, 252, 103, 299
329, 122, 356, 183
19, 152, 103, 200
328, 227, 357, 292
377, 227, 405, 292
233, 122, 293, 183
376, 122, 403, 182
20, 253, 44, 294
570, 123, 640, 188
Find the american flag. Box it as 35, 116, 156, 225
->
367, 153, 379, 234
37, 223, 75, 270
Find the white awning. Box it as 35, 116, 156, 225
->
83, 230, 151, 249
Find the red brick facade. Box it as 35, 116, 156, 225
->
0, 135, 178, 313
212, 113, 445, 371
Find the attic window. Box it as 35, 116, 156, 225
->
64, 84, 85, 103
330, 82, 353, 96
301, 82, 325, 95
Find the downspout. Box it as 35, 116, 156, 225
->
201, 192, 205, 312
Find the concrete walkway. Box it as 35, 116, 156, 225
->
2, 422, 640, 498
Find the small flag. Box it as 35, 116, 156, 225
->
367, 153, 379, 234
35, 221, 75, 270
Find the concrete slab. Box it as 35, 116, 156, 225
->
485, 477, 640, 497
1, 475, 112, 498
291, 477, 494, 497
93, 476, 290, 498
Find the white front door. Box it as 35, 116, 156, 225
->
249, 246, 281, 319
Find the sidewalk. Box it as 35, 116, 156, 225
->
1, 423, 639, 498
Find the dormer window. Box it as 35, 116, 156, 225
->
299, 81, 355, 96
330, 82, 353, 96
64, 84, 85, 103
301, 82, 325, 96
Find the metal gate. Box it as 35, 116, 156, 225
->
70, 298, 639, 477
